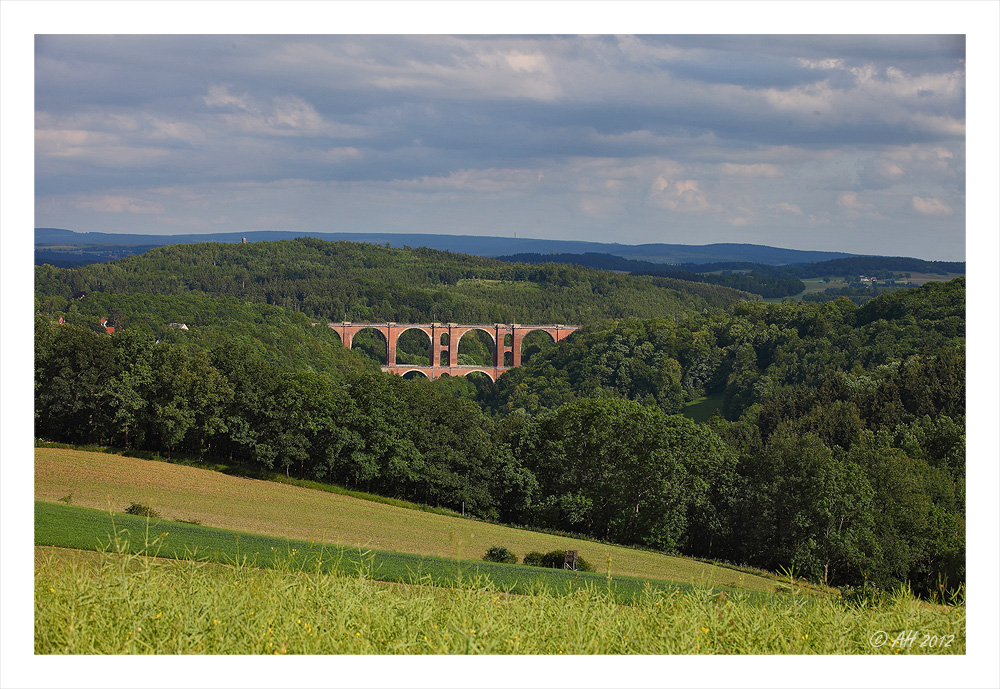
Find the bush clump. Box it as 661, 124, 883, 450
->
523, 549, 594, 571
124, 502, 160, 519
482, 545, 518, 564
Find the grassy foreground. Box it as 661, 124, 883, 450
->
35, 544, 965, 655
35, 447, 786, 593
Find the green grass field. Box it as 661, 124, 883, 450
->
681, 392, 726, 423
34, 447, 789, 593
35, 501, 708, 603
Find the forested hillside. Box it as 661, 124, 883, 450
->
497, 252, 964, 301
34, 240, 964, 598
35, 238, 751, 325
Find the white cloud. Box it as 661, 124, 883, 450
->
836, 191, 870, 211
204, 84, 256, 112
204, 85, 365, 138
649, 178, 713, 213
836, 191, 874, 219
912, 196, 953, 215
267, 95, 323, 131
859, 156, 907, 189
769, 202, 803, 215
35, 128, 119, 153
367, 41, 564, 102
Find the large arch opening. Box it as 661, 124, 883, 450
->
396, 327, 432, 366
457, 329, 496, 366
520, 329, 556, 365
462, 370, 495, 399
325, 327, 344, 346
351, 327, 388, 366
401, 369, 429, 380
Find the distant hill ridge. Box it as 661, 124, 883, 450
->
35, 227, 854, 267
498, 252, 965, 278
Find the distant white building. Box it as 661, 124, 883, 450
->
168, 323, 189, 330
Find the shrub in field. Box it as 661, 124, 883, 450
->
522, 549, 593, 571
523, 551, 545, 567
483, 545, 518, 564
124, 502, 159, 519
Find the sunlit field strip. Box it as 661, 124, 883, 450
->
35, 447, 787, 593
34, 544, 965, 655
34, 501, 713, 603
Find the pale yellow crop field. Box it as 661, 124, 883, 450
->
35, 447, 791, 593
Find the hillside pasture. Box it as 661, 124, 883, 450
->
35, 502, 717, 602
35, 447, 783, 593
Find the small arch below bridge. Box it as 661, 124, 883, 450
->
401, 369, 430, 380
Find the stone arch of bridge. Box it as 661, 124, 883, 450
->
454, 326, 498, 367
517, 327, 557, 365
393, 326, 434, 367
349, 325, 389, 365
462, 369, 496, 384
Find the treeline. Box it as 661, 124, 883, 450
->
34, 238, 751, 326
495, 252, 659, 272
493, 251, 965, 300
494, 252, 807, 298
632, 267, 806, 298
670, 256, 965, 278
783, 255, 965, 278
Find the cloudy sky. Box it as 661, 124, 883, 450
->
31, 31, 971, 260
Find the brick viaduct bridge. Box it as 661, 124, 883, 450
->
323, 322, 579, 382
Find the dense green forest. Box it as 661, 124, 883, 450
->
34, 238, 751, 326
34, 240, 965, 597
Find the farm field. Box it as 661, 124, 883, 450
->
772, 273, 965, 303
34, 501, 708, 602
35, 447, 784, 593
34, 544, 965, 655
